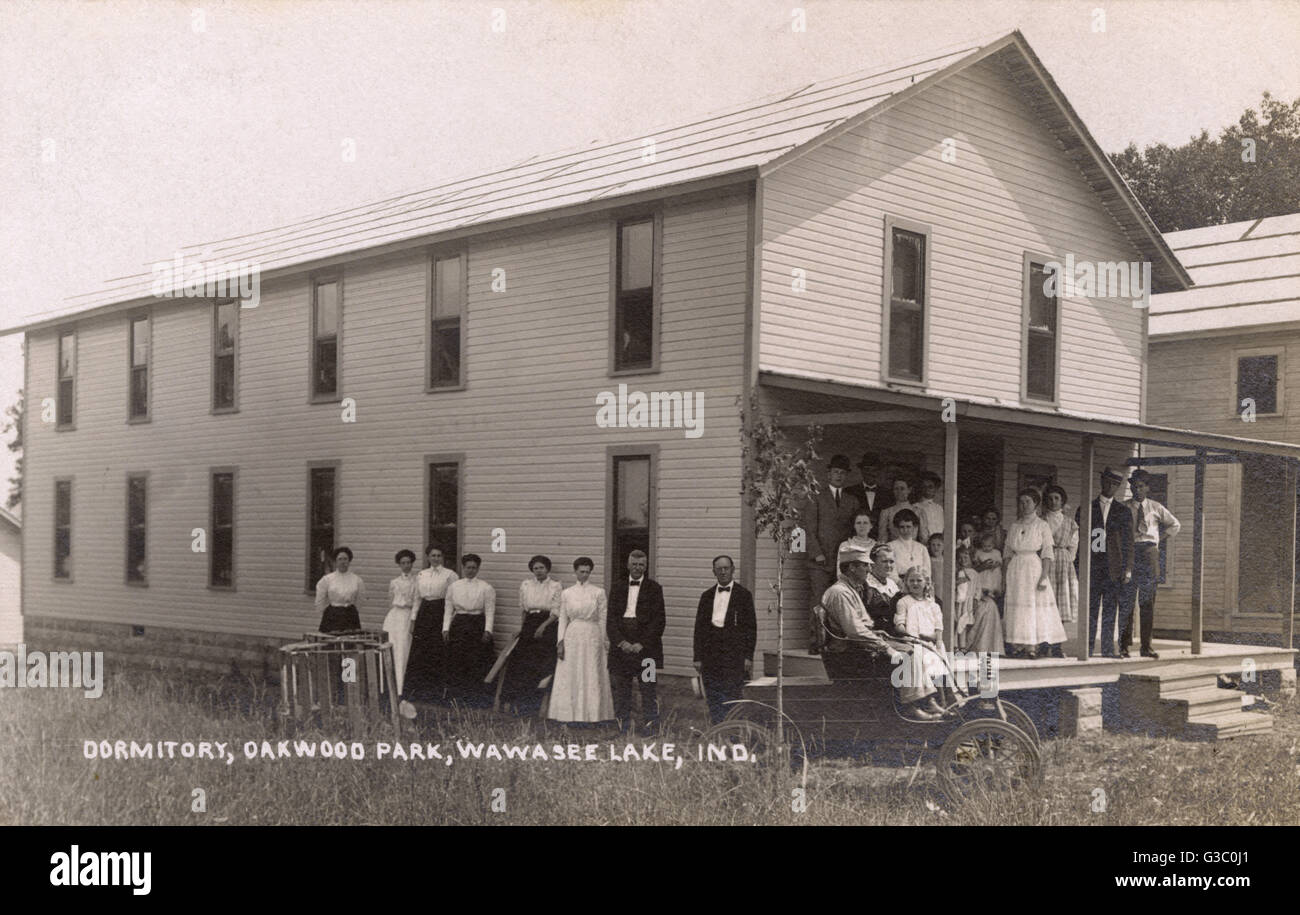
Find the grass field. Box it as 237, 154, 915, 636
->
1, 670, 1297, 826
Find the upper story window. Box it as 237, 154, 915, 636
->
128, 315, 151, 421
429, 253, 465, 389
882, 217, 931, 385
213, 299, 238, 412
57, 330, 76, 428
1023, 256, 1061, 404
311, 276, 341, 400
612, 215, 659, 373
1234, 348, 1283, 417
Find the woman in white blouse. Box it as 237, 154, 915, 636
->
548, 557, 615, 724
500, 555, 563, 716
383, 549, 419, 695
314, 546, 365, 633
401, 545, 458, 706
1002, 489, 1068, 659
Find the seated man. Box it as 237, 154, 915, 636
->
820, 546, 945, 719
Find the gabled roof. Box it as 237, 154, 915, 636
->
1150, 212, 1300, 338
3, 29, 1189, 335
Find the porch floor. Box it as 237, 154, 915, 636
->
762, 638, 1296, 691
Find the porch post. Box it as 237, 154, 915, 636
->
943, 421, 959, 653
1191, 448, 1206, 655
1077, 435, 1094, 661
1285, 458, 1297, 652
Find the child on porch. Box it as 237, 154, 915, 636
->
895, 567, 959, 708
973, 529, 1003, 608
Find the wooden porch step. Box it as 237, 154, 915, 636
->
1119, 664, 1223, 689
762, 650, 828, 678
1183, 710, 1274, 741
1159, 685, 1246, 717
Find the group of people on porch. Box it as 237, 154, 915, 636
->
313, 547, 756, 733
807, 452, 1181, 715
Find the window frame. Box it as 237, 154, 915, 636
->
608, 211, 663, 377
209, 467, 237, 590
605, 445, 658, 582
309, 271, 344, 404
1021, 251, 1063, 406
124, 471, 149, 586
880, 215, 933, 387
305, 460, 341, 593
423, 453, 464, 574
56, 328, 76, 431
53, 476, 73, 581
1230, 346, 1285, 419
126, 311, 153, 423
212, 298, 240, 414
425, 248, 468, 392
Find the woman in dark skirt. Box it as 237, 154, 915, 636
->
314, 546, 365, 632
500, 555, 563, 715
442, 553, 497, 707
401, 545, 458, 711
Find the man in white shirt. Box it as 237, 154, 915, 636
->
442, 553, 497, 705
692, 556, 757, 724
1122, 469, 1181, 659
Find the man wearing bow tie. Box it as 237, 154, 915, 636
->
1077, 467, 1134, 658
607, 550, 666, 734
1122, 469, 1181, 659
693, 555, 757, 724
845, 452, 885, 533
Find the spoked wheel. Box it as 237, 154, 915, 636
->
999, 701, 1040, 748
708, 701, 805, 770
936, 718, 1041, 802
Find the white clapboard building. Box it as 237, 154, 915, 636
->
5, 31, 1297, 688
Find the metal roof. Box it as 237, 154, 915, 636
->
5, 29, 1188, 335
1150, 212, 1300, 338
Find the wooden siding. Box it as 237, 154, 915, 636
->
21, 188, 752, 676
0, 520, 19, 645
759, 59, 1147, 420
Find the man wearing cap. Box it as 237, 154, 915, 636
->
693, 555, 757, 724
1077, 467, 1134, 658
1122, 469, 1180, 659
821, 545, 944, 718
845, 452, 886, 534
804, 454, 861, 630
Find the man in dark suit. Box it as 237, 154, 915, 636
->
805, 454, 862, 622
607, 549, 665, 734
693, 555, 757, 724
1077, 467, 1134, 658
844, 452, 886, 535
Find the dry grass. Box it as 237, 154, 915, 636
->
1, 671, 1296, 825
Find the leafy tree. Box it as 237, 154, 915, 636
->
2, 388, 21, 510
738, 390, 822, 745
1111, 92, 1300, 231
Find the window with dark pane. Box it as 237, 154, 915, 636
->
313, 280, 339, 397
57, 332, 75, 427
307, 468, 336, 589
214, 300, 237, 410
1026, 261, 1058, 401
1237, 355, 1278, 414
612, 455, 651, 579
888, 228, 925, 381
129, 317, 150, 419
126, 475, 147, 583
211, 472, 234, 587
427, 462, 460, 571
53, 480, 71, 578
430, 255, 463, 387
614, 219, 654, 371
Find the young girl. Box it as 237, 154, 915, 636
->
954, 546, 976, 648
973, 530, 1003, 603
893, 567, 951, 715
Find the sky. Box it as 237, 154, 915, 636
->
2, 0, 1298, 511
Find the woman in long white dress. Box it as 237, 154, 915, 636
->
1002, 489, 1068, 659
1043, 485, 1079, 626
383, 549, 419, 694
548, 557, 615, 724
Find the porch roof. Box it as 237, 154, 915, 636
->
761, 370, 1300, 460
